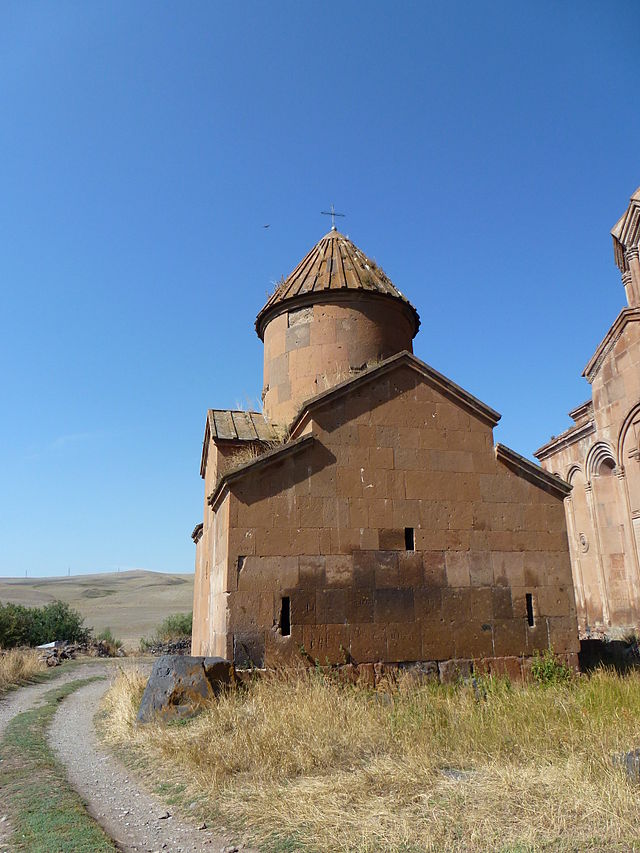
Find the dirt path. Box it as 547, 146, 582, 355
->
0, 662, 107, 738
49, 676, 257, 853
0, 663, 110, 850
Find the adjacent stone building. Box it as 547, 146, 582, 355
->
536, 189, 640, 640
192, 225, 579, 674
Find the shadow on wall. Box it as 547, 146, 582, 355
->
231, 442, 336, 507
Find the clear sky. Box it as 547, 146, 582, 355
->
1, 1, 639, 577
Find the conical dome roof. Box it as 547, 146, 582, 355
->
256, 229, 420, 339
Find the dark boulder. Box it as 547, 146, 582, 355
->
612, 748, 640, 782
137, 654, 234, 724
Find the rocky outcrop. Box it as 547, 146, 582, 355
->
136, 655, 234, 724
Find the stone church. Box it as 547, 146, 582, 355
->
536, 188, 640, 641
191, 223, 579, 675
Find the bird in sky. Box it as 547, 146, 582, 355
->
263, 224, 270, 228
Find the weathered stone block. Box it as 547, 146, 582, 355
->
414, 586, 442, 620
291, 588, 317, 625
373, 551, 400, 588
379, 528, 406, 550
493, 618, 526, 656
492, 587, 513, 619
387, 621, 422, 661
350, 623, 387, 662
438, 658, 472, 684
316, 588, 348, 623
374, 588, 414, 623
423, 551, 446, 585
488, 656, 523, 681
347, 588, 375, 623
137, 655, 234, 724
397, 551, 424, 587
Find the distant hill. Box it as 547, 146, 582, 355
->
0, 570, 194, 649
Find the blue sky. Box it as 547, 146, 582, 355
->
1, 1, 639, 577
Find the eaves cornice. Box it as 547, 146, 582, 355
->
534, 419, 596, 462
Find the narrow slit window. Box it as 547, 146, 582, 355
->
236, 556, 245, 590
526, 593, 535, 627
280, 596, 291, 636
404, 527, 415, 550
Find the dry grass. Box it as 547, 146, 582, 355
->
226, 437, 289, 475
100, 666, 640, 852
0, 648, 44, 693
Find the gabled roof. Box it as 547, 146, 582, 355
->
289, 350, 501, 437
200, 409, 279, 478
208, 434, 314, 510
496, 444, 572, 498
255, 229, 420, 339
582, 307, 640, 383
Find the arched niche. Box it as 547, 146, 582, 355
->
620, 406, 640, 511
565, 465, 602, 630
587, 442, 631, 624
619, 405, 640, 570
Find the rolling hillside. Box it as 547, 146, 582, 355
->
0, 570, 194, 649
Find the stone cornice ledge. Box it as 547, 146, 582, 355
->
208, 434, 315, 511
583, 307, 640, 382
534, 419, 596, 461
496, 443, 572, 498
191, 523, 204, 544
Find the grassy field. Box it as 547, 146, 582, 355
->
0, 570, 193, 649
101, 665, 640, 852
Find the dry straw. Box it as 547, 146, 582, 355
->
101, 666, 640, 852
0, 647, 44, 693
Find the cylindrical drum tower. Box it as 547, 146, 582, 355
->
256, 227, 420, 425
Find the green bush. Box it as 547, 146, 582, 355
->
154, 612, 192, 641
140, 612, 192, 649
0, 600, 91, 649
96, 627, 122, 652
531, 648, 573, 686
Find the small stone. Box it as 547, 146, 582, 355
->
198, 822, 207, 830
158, 810, 171, 820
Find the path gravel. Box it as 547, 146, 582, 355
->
49, 675, 258, 853
0, 663, 109, 851
0, 663, 108, 738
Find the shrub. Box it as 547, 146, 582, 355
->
141, 612, 192, 648
96, 627, 123, 656
530, 647, 573, 685
0, 600, 90, 649
157, 612, 192, 640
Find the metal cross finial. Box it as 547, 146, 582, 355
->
321, 204, 345, 231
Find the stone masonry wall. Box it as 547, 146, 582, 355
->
262, 297, 415, 425
197, 364, 578, 667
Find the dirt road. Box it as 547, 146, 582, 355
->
0, 664, 256, 853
